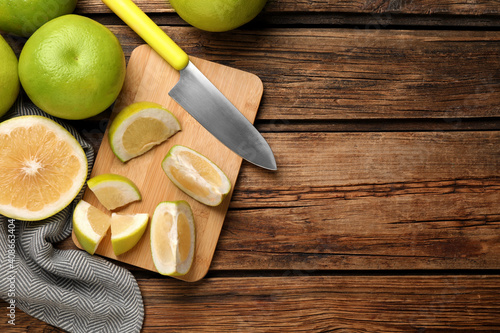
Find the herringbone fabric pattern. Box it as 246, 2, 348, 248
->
0, 95, 144, 332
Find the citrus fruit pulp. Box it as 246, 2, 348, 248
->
87, 173, 142, 211
18, 14, 126, 120
111, 213, 149, 256
161, 145, 231, 206
109, 102, 181, 162
0, 35, 19, 117
151, 201, 195, 276
0, 116, 88, 221
73, 200, 111, 255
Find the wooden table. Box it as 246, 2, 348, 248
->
3, 0, 500, 331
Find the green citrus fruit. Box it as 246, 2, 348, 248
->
168, 0, 267, 32
0, 35, 19, 117
0, 0, 77, 37
18, 14, 126, 120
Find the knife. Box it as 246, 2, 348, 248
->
102, 0, 277, 170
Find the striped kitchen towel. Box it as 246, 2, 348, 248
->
0, 95, 144, 332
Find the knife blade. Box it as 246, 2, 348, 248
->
102, 0, 277, 170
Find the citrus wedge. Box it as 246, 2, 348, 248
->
161, 145, 231, 206
151, 201, 195, 276
111, 213, 149, 256
109, 102, 181, 162
73, 200, 111, 255
87, 173, 141, 210
0, 116, 87, 221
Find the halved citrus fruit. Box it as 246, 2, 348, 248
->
73, 200, 111, 255
87, 173, 142, 210
0, 116, 88, 221
111, 213, 149, 256
108, 102, 181, 162
151, 201, 195, 276
161, 145, 231, 206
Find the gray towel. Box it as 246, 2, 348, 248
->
0, 95, 144, 332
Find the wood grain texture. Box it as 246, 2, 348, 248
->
76, 0, 500, 15
2, 0, 500, 331
4, 28, 499, 121
212, 131, 500, 271
96, 27, 500, 120
3, 275, 500, 332
73, 45, 264, 281
63, 131, 500, 272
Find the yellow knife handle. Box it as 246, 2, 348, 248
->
102, 0, 189, 71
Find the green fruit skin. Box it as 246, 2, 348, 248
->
0, 0, 77, 37
87, 173, 142, 200
109, 102, 171, 141
73, 217, 99, 255
18, 15, 126, 120
0, 35, 19, 117
112, 219, 148, 256
168, 0, 267, 32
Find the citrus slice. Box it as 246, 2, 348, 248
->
87, 173, 141, 210
161, 145, 231, 206
109, 102, 181, 162
151, 201, 195, 276
0, 116, 88, 221
111, 213, 149, 256
0, 35, 20, 117
73, 200, 111, 255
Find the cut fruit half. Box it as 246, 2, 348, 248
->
87, 173, 141, 210
73, 200, 111, 255
151, 201, 195, 276
161, 145, 231, 206
0, 116, 88, 221
109, 101, 181, 162
111, 213, 149, 256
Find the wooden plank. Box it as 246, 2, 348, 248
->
4, 275, 500, 331
216, 188, 500, 270
235, 132, 500, 188
256, 118, 500, 132
76, 0, 500, 16
104, 27, 500, 120
58, 131, 500, 271
61, 131, 500, 270
161, 28, 500, 120
254, 12, 500, 29
142, 275, 500, 331
4, 28, 500, 120
209, 131, 500, 271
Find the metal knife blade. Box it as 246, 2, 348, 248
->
102, 0, 277, 170
169, 61, 277, 170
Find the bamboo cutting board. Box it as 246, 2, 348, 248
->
72, 44, 264, 282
